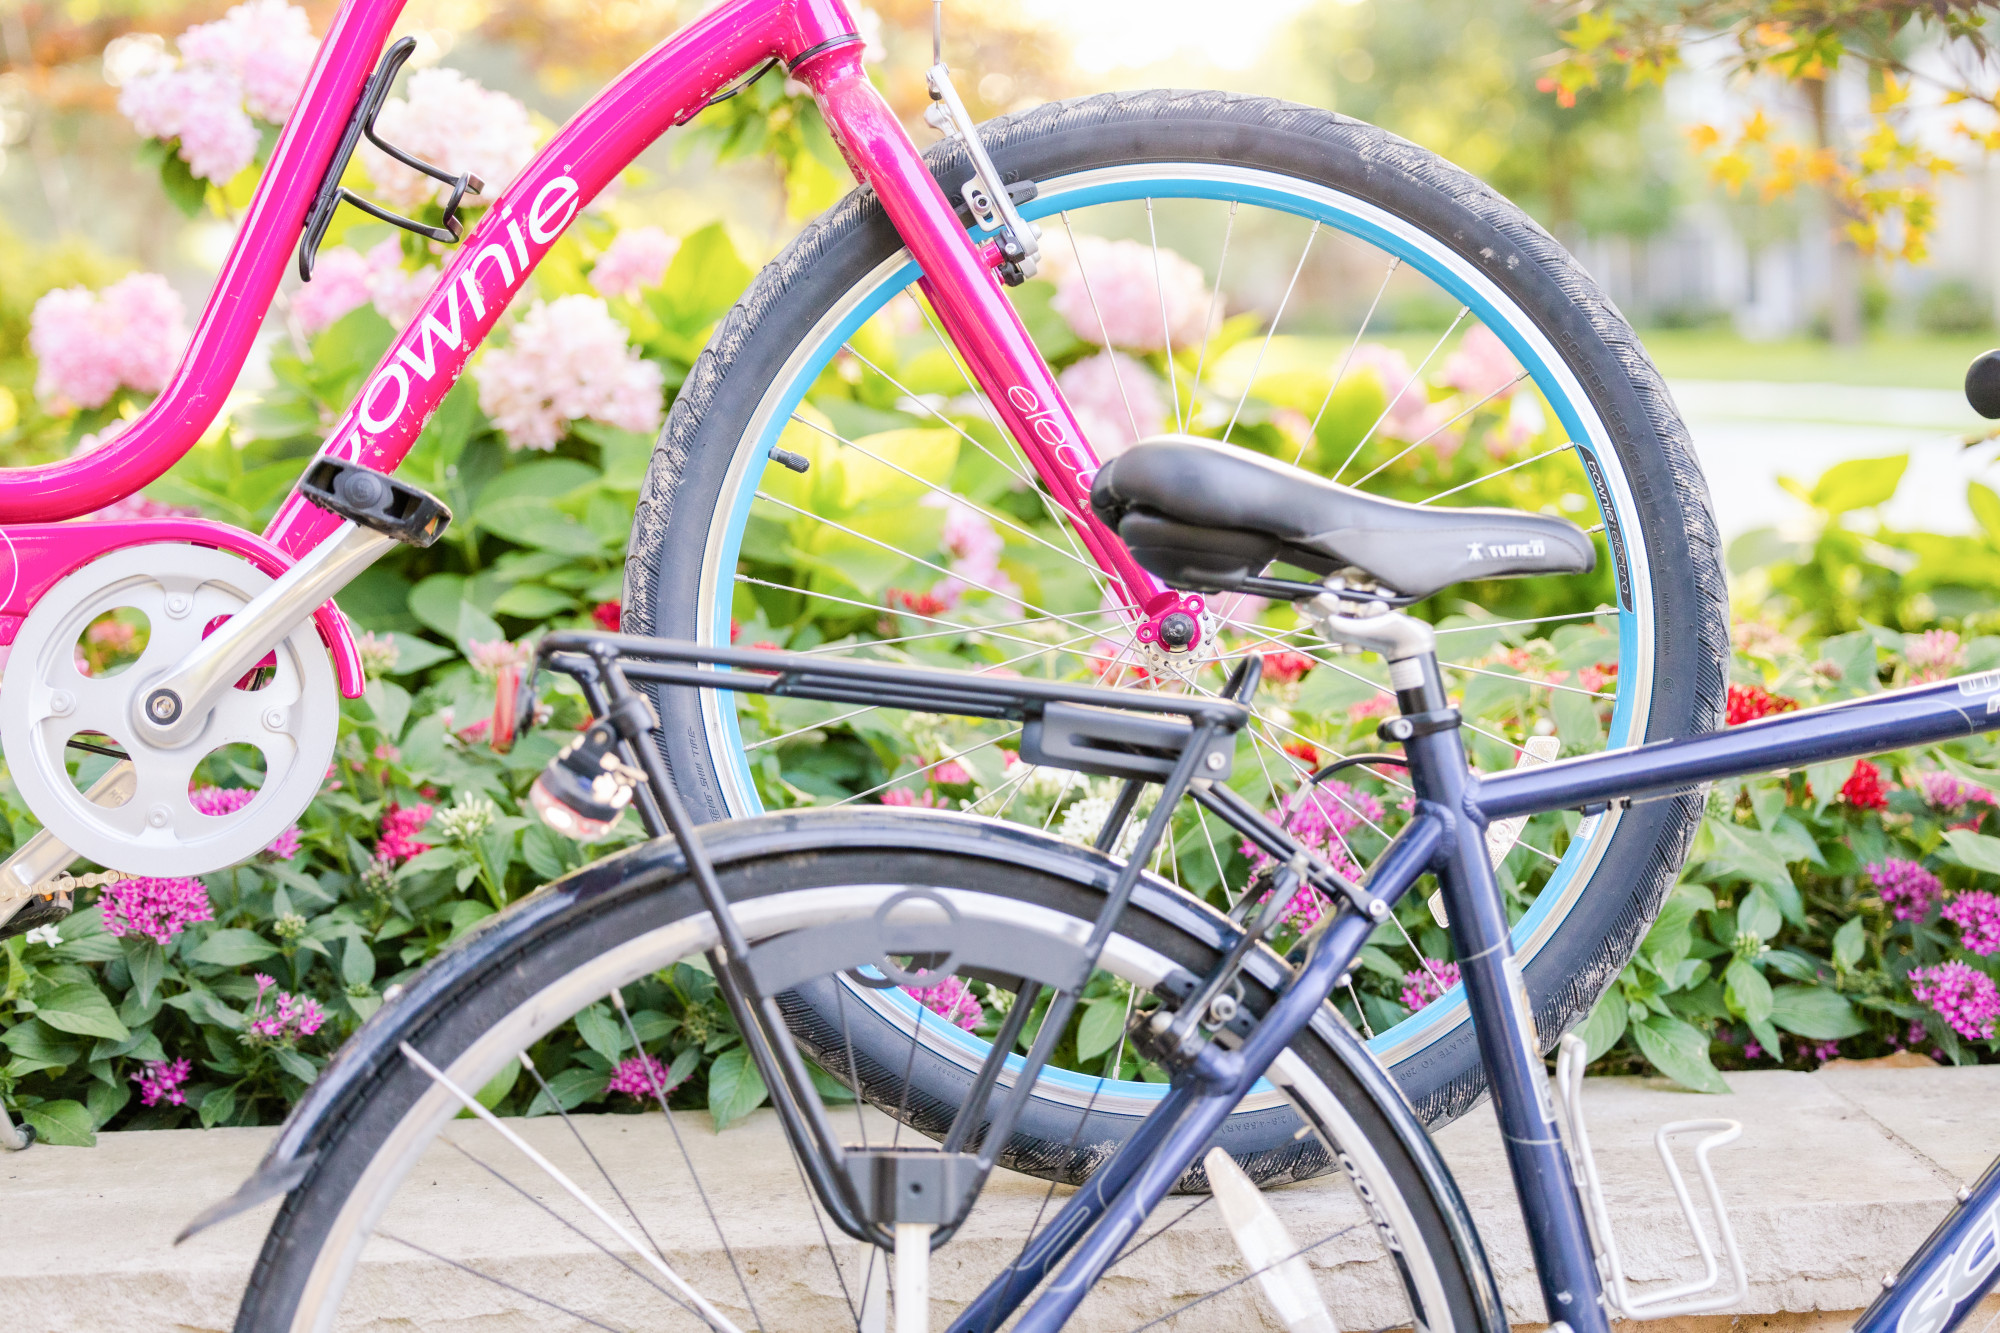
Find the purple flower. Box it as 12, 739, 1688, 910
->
1943, 892, 2000, 956
1400, 961, 1461, 1011
99, 877, 214, 945
1910, 962, 2000, 1041
1868, 859, 1942, 923
907, 976, 983, 1031
189, 785, 301, 859
132, 1057, 192, 1107
247, 973, 325, 1043
1917, 769, 1996, 812
607, 1053, 673, 1100
1243, 782, 1383, 878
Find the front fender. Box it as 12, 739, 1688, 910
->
0, 518, 367, 698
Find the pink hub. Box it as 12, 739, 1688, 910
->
1134, 591, 1207, 656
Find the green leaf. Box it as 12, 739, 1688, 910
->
1832, 916, 1866, 971
362, 680, 412, 741
1724, 956, 1773, 1024
23, 1099, 96, 1147
126, 940, 165, 1007
1575, 993, 1628, 1063
341, 935, 376, 990
477, 1059, 520, 1110
525, 1066, 610, 1116
2, 1018, 82, 1068
1817, 632, 1881, 696
1630, 1014, 1730, 1094
1077, 995, 1128, 1062
1701, 821, 1796, 896
1809, 454, 1907, 514
1970, 481, 2000, 544
1943, 830, 2000, 875
1737, 888, 1783, 942
1552, 685, 1603, 751
156, 146, 210, 218
274, 1047, 318, 1085
86, 1077, 131, 1129
186, 929, 279, 967
199, 1084, 237, 1128
706, 1045, 769, 1130
385, 632, 456, 675
574, 1004, 626, 1067
35, 982, 130, 1041
1770, 986, 1867, 1039
492, 583, 576, 618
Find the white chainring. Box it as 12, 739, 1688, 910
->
0, 543, 338, 877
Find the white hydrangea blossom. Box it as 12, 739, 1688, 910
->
475, 295, 665, 451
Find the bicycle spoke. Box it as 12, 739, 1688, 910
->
1223, 221, 1320, 444
1299, 257, 1400, 464
1188, 199, 1237, 410
1122, 1223, 1365, 1333
1060, 211, 1143, 439
1146, 198, 1183, 433
1416, 435, 1565, 506
1351, 369, 1532, 490
377, 1231, 637, 1333
1334, 306, 1470, 483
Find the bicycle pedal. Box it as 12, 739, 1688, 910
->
1554, 1033, 1748, 1319
300, 458, 451, 548
0, 884, 72, 944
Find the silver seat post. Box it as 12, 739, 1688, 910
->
1298, 587, 1437, 704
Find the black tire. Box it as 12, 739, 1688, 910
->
625, 90, 1728, 1128
236, 810, 1504, 1333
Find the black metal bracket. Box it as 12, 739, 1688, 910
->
298, 36, 483, 283
1379, 708, 1462, 744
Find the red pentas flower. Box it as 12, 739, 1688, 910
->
591, 601, 620, 631
1283, 738, 1322, 767
1840, 759, 1890, 811
1726, 683, 1798, 726
1262, 651, 1315, 685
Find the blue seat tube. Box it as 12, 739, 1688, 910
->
1401, 651, 1611, 1333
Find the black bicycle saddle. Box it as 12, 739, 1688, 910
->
1089, 435, 1594, 601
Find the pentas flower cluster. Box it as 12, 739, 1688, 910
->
1401, 961, 1461, 1011
1043, 233, 1214, 352
247, 973, 326, 1042
1262, 652, 1316, 685
1868, 859, 1942, 923
908, 976, 983, 1031
476, 295, 665, 451
1943, 892, 2000, 955
131, 1057, 192, 1107
1910, 962, 2000, 1041
100, 877, 214, 945
189, 785, 301, 860
591, 227, 681, 300
1243, 782, 1383, 879
29, 273, 187, 412
1906, 629, 1964, 684
1841, 759, 1890, 811
365, 67, 537, 210
607, 1053, 673, 1100
1917, 769, 1995, 812
1725, 683, 1798, 726
117, 0, 318, 183
376, 801, 433, 863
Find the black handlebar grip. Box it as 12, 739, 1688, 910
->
1967, 349, 2000, 420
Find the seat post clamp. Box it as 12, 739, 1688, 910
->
1378, 708, 1461, 744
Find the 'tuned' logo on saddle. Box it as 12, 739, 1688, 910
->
1465, 538, 1547, 562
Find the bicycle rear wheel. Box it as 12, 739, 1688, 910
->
626, 90, 1728, 1136
235, 809, 1502, 1333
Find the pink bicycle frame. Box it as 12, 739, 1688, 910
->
0, 0, 1173, 691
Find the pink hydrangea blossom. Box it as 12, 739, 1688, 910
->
1917, 769, 1995, 811
1906, 629, 1964, 684
1439, 326, 1524, 402
1909, 961, 2000, 1041
118, 63, 259, 183
1043, 232, 1213, 352
99, 876, 214, 945
176, 0, 319, 122
1943, 891, 2000, 955
363, 242, 439, 330
476, 295, 664, 450
29, 273, 188, 411
908, 975, 983, 1030
1868, 859, 1942, 923
291, 246, 373, 335
1350, 344, 1458, 453
591, 227, 680, 300
376, 801, 434, 863
247, 973, 326, 1041
1242, 782, 1383, 878
132, 1057, 193, 1107
189, 785, 302, 859
1059, 351, 1167, 457
366, 67, 536, 210
919, 495, 1018, 608
1401, 960, 1461, 1011
607, 1052, 674, 1099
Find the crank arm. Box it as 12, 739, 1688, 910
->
132, 460, 450, 751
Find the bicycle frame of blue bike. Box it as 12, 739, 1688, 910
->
979, 666, 2000, 1333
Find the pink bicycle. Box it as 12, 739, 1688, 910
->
0, 0, 1727, 1274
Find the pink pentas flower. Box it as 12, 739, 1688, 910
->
881, 788, 941, 808
931, 761, 971, 787
1917, 769, 1994, 811
1909, 962, 2000, 1041
1439, 325, 1524, 402
591, 227, 681, 300
99, 876, 214, 945
1242, 782, 1382, 878
132, 1057, 193, 1107
475, 295, 665, 450
1906, 629, 1964, 684
466, 637, 534, 675
607, 1052, 673, 1099
1943, 892, 2000, 955
366, 67, 537, 210
189, 785, 301, 859
29, 273, 188, 412
248, 973, 326, 1042
1059, 350, 1167, 457
1043, 232, 1214, 352
1868, 859, 1942, 923
908, 976, 983, 1030
1401, 960, 1461, 1011
376, 801, 434, 863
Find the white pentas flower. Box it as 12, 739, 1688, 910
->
435, 792, 499, 842
1041, 232, 1215, 353
366, 68, 537, 210
475, 295, 665, 451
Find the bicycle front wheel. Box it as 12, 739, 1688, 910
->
626, 91, 1728, 1134
235, 808, 1502, 1333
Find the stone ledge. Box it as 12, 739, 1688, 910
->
1, 1065, 1993, 1331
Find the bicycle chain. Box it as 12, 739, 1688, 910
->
1, 867, 131, 904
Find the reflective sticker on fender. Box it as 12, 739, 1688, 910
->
1958, 671, 2000, 696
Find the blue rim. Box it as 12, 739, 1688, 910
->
703, 167, 1651, 1094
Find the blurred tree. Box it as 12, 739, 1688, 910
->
1285, 0, 1680, 240
1541, 1, 1995, 342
